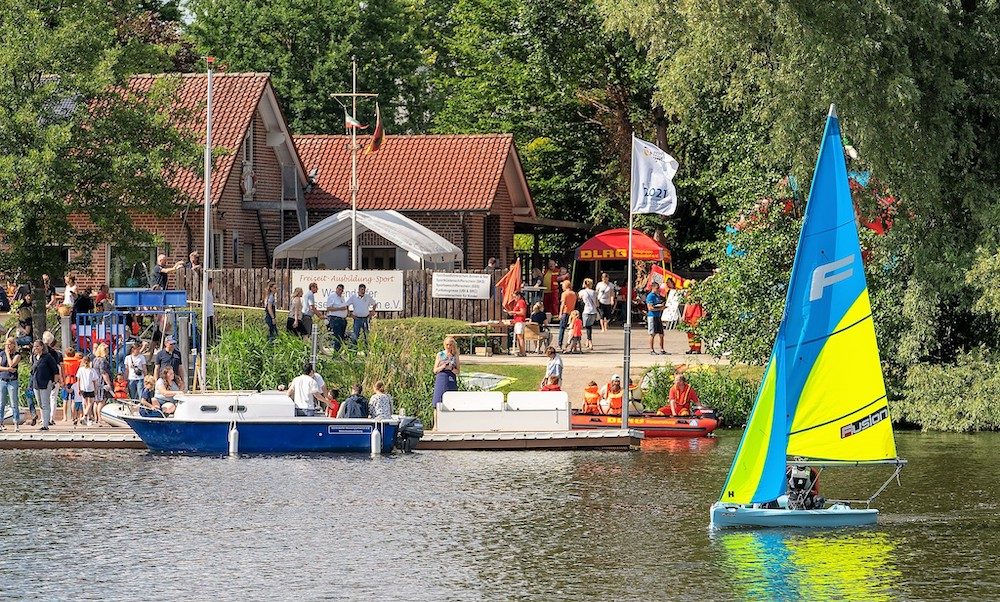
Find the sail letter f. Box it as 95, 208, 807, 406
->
810, 255, 854, 301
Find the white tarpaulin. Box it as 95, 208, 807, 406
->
272, 209, 463, 266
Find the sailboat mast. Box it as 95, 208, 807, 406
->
622, 158, 635, 430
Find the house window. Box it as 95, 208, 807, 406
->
232, 231, 240, 265
210, 230, 224, 268
241, 126, 255, 199
108, 245, 158, 288
361, 247, 396, 270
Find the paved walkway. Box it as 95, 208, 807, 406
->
463, 325, 728, 408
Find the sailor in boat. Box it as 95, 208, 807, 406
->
581, 381, 601, 414
154, 367, 181, 415
337, 384, 369, 418
785, 464, 824, 510
656, 373, 699, 417
287, 363, 326, 417
601, 375, 624, 415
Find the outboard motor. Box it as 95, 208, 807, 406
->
395, 416, 424, 453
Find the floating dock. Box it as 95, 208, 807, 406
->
0, 425, 642, 451
416, 428, 643, 451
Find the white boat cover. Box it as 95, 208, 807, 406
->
272, 209, 463, 266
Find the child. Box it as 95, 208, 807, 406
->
582, 381, 601, 414
76, 356, 99, 426
529, 302, 549, 354
539, 375, 562, 392
325, 388, 341, 418
138, 375, 157, 416
113, 373, 129, 399
567, 310, 583, 354
61, 348, 80, 425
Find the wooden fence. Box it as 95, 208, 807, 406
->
177, 268, 505, 322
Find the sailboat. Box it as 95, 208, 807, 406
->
710, 105, 906, 529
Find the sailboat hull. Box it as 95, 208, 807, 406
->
710, 502, 878, 529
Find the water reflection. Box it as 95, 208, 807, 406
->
641, 436, 719, 454
714, 529, 902, 601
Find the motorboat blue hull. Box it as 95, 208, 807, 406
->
123, 415, 399, 455
710, 502, 878, 529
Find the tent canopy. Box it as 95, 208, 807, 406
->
576, 228, 670, 262
272, 210, 463, 266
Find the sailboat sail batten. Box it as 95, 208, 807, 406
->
788, 395, 887, 436
786, 313, 872, 349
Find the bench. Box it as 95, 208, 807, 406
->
445, 332, 508, 356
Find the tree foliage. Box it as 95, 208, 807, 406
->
187, 0, 435, 134
0, 0, 200, 335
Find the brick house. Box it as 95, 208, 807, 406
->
293, 134, 537, 270
70, 73, 538, 286
72, 72, 308, 289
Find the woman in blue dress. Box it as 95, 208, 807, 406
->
431, 337, 460, 408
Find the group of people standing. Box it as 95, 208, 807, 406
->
271, 281, 378, 349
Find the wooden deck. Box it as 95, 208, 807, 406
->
0, 424, 642, 451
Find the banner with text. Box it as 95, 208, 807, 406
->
291, 270, 404, 312
432, 272, 492, 300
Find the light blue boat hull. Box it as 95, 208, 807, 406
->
710, 502, 878, 529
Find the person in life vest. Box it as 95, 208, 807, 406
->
682, 292, 705, 354
602, 375, 625, 415
113, 373, 129, 399
786, 464, 824, 510
658, 373, 700, 417
61, 348, 81, 425
581, 381, 601, 414
539, 375, 562, 392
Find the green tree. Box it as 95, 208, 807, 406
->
602, 0, 1000, 369
187, 0, 435, 133
0, 0, 200, 338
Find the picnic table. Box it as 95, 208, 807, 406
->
447, 320, 511, 356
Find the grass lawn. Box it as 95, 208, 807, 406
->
465, 363, 545, 394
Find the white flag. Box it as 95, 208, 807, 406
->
630, 136, 679, 215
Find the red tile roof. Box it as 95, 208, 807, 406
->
294, 134, 515, 211
127, 72, 269, 205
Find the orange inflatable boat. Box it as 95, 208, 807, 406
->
572, 408, 719, 438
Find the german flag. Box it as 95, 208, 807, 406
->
364, 102, 384, 154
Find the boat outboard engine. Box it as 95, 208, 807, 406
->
395, 416, 424, 453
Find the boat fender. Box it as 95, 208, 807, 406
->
370, 424, 382, 457
228, 422, 239, 457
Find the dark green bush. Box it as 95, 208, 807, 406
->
897, 351, 1000, 432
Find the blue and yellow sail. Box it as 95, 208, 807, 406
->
720, 105, 898, 505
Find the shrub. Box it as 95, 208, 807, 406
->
641, 364, 761, 427
897, 351, 1000, 432
207, 329, 314, 391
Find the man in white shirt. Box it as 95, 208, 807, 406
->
325, 284, 349, 351
204, 277, 216, 346
287, 363, 324, 416
302, 282, 320, 335
347, 284, 378, 344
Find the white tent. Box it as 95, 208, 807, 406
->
272, 209, 464, 268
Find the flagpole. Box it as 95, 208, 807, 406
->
622, 136, 635, 431
350, 55, 358, 270
200, 57, 213, 393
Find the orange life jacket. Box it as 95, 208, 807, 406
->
62, 356, 81, 386
606, 384, 624, 413
113, 377, 128, 399
582, 385, 601, 414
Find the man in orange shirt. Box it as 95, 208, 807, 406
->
657, 373, 700, 416
556, 280, 577, 351
683, 296, 705, 354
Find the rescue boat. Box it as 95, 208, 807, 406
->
571, 408, 718, 438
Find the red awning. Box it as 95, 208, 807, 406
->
575, 228, 670, 262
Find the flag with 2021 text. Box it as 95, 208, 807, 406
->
630, 136, 679, 216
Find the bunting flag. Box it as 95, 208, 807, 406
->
495, 258, 522, 311
344, 111, 368, 130
364, 102, 384, 155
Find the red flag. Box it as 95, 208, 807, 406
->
364, 102, 384, 154
649, 264, 687, 291
495, 259, 522, 311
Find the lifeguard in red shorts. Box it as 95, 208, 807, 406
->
657, 373, 700, 417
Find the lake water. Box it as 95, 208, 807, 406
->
1, 431, 997, 601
